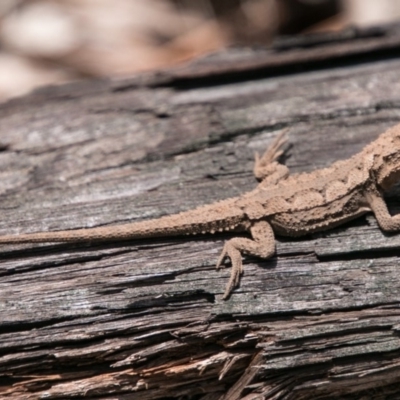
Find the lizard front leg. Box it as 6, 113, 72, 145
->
216, 220, 275, 299
253, 130, 290, 185
366, 189, 400, 231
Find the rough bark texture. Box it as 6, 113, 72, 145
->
3, 23, 400, 400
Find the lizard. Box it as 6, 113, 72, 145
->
1, 124, 400, 299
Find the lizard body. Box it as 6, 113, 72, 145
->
2, 124, 400, 299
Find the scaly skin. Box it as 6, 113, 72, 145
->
2, 125, 400, 299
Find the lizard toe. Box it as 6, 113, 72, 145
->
217, 242, 244, 299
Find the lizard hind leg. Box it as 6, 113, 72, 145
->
216, 220, 276, 299
254, 129, 290, 183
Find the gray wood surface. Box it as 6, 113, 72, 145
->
3, 24, 400, 399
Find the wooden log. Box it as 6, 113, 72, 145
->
3, 23, 400, 399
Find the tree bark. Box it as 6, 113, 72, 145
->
2, 23, 400, 400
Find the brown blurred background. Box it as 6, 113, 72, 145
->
1, 0, 400, 102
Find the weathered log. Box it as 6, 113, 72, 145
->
2, 23, 400, 399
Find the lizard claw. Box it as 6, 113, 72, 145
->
253, 129, 289, 181
255, 129, 288, 167
216, 242, 243, 299
216, 248, 227, 270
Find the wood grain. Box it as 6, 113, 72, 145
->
3, 23, 400, 399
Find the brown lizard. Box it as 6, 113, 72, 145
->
1, 124, 400, 299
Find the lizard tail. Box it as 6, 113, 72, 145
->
0, 198, 246, 244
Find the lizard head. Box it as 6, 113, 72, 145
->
370, 124, 400, 191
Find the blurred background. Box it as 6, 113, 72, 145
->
1, 0, 400, 102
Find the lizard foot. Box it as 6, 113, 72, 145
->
216, 242, 243, 300
253, 129, 290, 182
254, 129, 287, 167
215, 221, 276, 300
